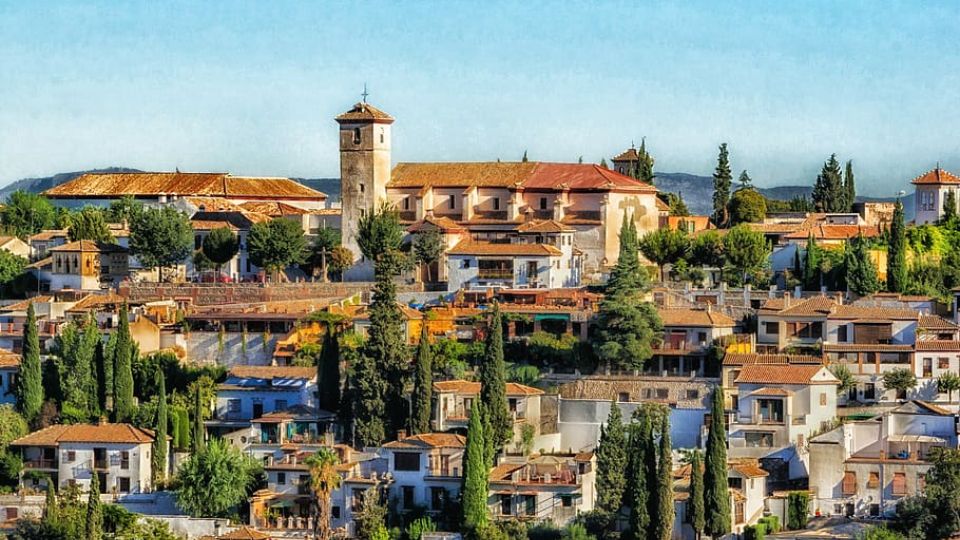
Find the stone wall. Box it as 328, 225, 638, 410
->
121, 281, 421, 306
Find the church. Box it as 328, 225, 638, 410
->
336, 101, 663, 285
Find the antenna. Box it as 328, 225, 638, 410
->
361, 83, 369, 104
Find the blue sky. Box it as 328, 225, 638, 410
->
1, 1, 959, 195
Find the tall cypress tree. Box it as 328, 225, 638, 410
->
410, 322, 433, 435
596, 401, 628, 514
627, 413, 652, 539
152, 369, 168, 484
888, 199, 907, 293
178, 408, 191, 451
44, 482, 59, 525
712, 143, 732, 227
112, 304, 135, 422
812, 154, 845, 213
637, 138, 655, 184
844, 160, 856, 212
704, 385, 730, 537
688, 450, 705, 540
318, 326, 341, 413
943, 191, 959, 226
85, 466, 102, 540
461, 400, 488, 532
643, 409, 659, 537
846, 233, 880, 296
192, 384, 205, 453
803, 234, 820, 291
17, 302, 43, 422
101, 333, 116, 413
480, 304, 511, 454
654, 413, 674, 540
607, 213, 645, 295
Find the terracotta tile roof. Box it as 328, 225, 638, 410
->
0, 296, 54, 312
26, 257, 52, 270
49, 240, 127, 254
920, 315, 959, 330
0, 349, 19, 368
382, 433, 467, 449
11, 423, 155, 446
433, 379, 544, 396
734, 364, 839, 385
490, 463, 525, 481
613, 147, 640, 161
516, 220, 573, 234
217, 526, 273, 540
658, 308, 736, 328
238, 201, 309, 217
388, 162, 657, 192
190, 210, 270, 231
65, 292, 126, 312
730, 459, 769, 478
184, 197, 246, 212
759, 296, 837, 316
29, 229, 68, 242
829, 305, 921, 321
406, 215, 466, 233
524, 163, 658, 192
911, 167, 960, 185
655, 197, 670, 211
783, 224, 882, 241
335, 102, 394, 124
45, 172, 325, 200
228, 366, 316, 381
916, 340, 960, 352
823, 343, 913, 352
723, 353, 823, 366
747, 387, 794, 397
447, 241, 562, 257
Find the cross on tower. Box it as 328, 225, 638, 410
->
361, 83, 369, 103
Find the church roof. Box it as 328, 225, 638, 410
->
613, 147, 640, 161
388, 162, 657, 193
335, 102, 394, 124
911, 167, 960, 185
45, 172, 325, 200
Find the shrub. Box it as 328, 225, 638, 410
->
787, 491, 810, 530
744, 523, 767, 540
759, 515, 780, 533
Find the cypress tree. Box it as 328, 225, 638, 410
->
318, 326, 341, 413
112, 304, 135, 422
712, 143, 732, 227
596, 401, 628, 513
688, 450, 705, 540
844, 160, 856, 212
626, 413, 651, 539
637, 138, 655, 184
888, 199, 907, 293
461, 400, 488, 532
738, 170, 752, 190
152, 369, 168, 484
704, 385, 730, 537
410, 322, 433, 435
792, 248, 802, 279
479, 304, 511, 454
192, 384, 205, 453
607, 213, 645, 295
643, 409, 659, 538
654, 413, 674, 540
178, 407, 191, 451
44, 482, 59, 525
17, 303, 43, 422
599, 158, 609, 169
803, 234, 820, 291
943, 190, 959, 226
846, 233, 880, 296
812, 154, 845, 213
85, 467, 102, 540
170, 407, 180, 450
101, 333, 116, 413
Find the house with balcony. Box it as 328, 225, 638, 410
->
455, 288, 600, 341
445, 231, 582, 291
649, 307, 738, 377
488, 452, 595, 526
809, 400, 957, 517
673, 459, 769, 539
756, 295, 837, 353
244, 404, 338, 462
210, 366, 318, 438
381, 433, 466, 523
12, 423, 161, 495
722, 353, 825, 417
433, 380, 543, 453
912, 340, 960, 402
728, 364, 840, 480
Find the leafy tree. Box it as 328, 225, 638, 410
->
85, 466, 102, 540
411, 323, 433, 435
882, 368, 916, 400
152, 369, 168, 484
712, 143, 732, 227
844, 160, 857, 212
638, 228, 690, 282
328, 246, 354, 281
786, 491, 809, 530
0, 250, 26, 294
318, 326, 341, 414
829, 364, 856, 395
690, 231, 725, 268
858, 526, 905, 540
174, 438, 261, 517
594, 294, 661, 372
407, 517, 437, 540
481, 304, 512, 455
112, 304, 135, 422
461, 400, 488, 532
728, 188, 767, 225
414, 229, 443, 282
201, 227, 239, 275
846, 234, 880, 296
247, 218, 307, 279
704, 385, 730, 537
938, 372, 960, 403
129, 206, 193, 281
17, 303, 43, 422
688, 450, 705, 540
106, 196, 143, 224
305, 447, 341, 540
887, 199, 908, 293
723, 225, 770, 285
596, 402, 628, 514
1, 191, 55, 238
68, 207, 112, 243
654, 412, 674, 540
812, 154, 845, 213
355, 488, 389, 540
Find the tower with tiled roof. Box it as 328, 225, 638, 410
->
611, 145, 640, 177
336, 99, 394, 278
911, 165, 960, 225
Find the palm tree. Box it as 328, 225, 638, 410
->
305, 448, 342, 540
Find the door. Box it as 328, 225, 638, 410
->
252, 401, 264, 418
526, 261, 538, 283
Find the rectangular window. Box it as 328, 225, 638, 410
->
493, 198, 500, 210
685, 389, 699, 400
745, 432, 774, 448
394, 452, 421, 472
939, 357, 950, 369
275, 399, 288, 411
117, 477, 131, 493
431, 487, 446, 511
867, 471, 880, 488
524, 494, 536, 516
838, 325, 848, 342
617, 392, 630, 402
924, 358, 933, 378
332, 506, 341, 519
402, 486, 415, 509
820, 393, 827, 406
539, 197, 548, 210
66, 451, 75, 463
892, 473, 907, 496
277, 472, 286, 485
227, 399, 241, 413
500, 494, 512, 515
842, 471, 857, 495
120, 451, 129, 470
560, 495, 573, 507
448, 195, 456, 209
403, 197, 410, 210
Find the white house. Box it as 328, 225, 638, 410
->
12, 423, 162, 495
381, 433, 466, 518
210, 366, 318, 437
0, 349, 19, 406
488, 452, 596, 527
674, 460, 769, 539
445, 233, 582, 291
433, 380, 543, 452
912, 167, 960, 225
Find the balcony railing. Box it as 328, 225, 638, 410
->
93, 458, 108, 470
24, 459, 57, 469
478, 270, 514, 280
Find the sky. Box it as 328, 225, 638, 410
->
1, 1, 959, 195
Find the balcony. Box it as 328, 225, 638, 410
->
23, 459, 57, 470
478, 270, 514, 280
93, 458, 108, 470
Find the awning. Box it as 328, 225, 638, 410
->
534, 314, 569, 322
269, 500, 294, 508
887, 434, 947, 444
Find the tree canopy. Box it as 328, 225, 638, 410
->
247, 218, 308, 277
201, 227, 239, 273
129, 206, 193, 281
174, 438, 262, 517
67, 207, 113, 243
1, 191, 55, 238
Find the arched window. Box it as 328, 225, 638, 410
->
353, 128, 361, 144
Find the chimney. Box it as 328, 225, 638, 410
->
783, 292, 791, 308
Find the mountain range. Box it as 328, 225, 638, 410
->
0, 168, 912, 219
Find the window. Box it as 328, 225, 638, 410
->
461, 260, 470, 269
65, 451, 75, 463
493, 198, 500, 210
353, 127, 361, 144
617, 392, 630, 402
120, 451, 129, 470
697, 331, 707, 344
842, 471, 857, 495
920, 190, 935, 211
276, 472, 286, 485
227, 399, 241, 413
939, 357, 951, 369
764, 322, 778, 335
867, 471, 880, 488
923, 358, 933, 378
449, 195, 456, 209
117, 477, 131, 493
380, 131, 384, 144
838, 325, 848, 342
403, 197, 410, 210
394, 452, 421, 471
539, 197, 548, 210
500, 494, 512, 515
402, 486, 415, 509
352, 489, 365, 511
757, 399, 784, 423
430, 487, 446, 511
560, 495, 573, 507
820, 393, 827, 406
195, 235, 202, 250
892, 473, 907, 496
332, 506, 341, 519
685, 389, 699, 400
524, 494, 536, 516
508, 398, 518, 412
275, 399, 288, 411
745, 432, 774, 448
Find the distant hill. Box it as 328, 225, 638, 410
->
292, 178, 340, 202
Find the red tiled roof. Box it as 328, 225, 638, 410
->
723, 353, 823, 366
516, 220, 573, 234
447, 241, 562, 257
759, 296, 837, 316
49, 240, 127, 254
406, 215, 466, 233
613, 147, 640, 161
911, 168, 960, 185
916, 340, 960, 352
658, 308, 736, 328
387, 162, 657, 193
382, 433, 467, 449
217, 526, 273, 540
11, 423, 155, 446
45, 172, 324, 200
920, 315, 959, 331
433, 379, 544, 396
228, 366, 316, 381
335, 102, 394, 124
524, 163, 657, 192
734, 365, 838, 385
783, 224, 882, 241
